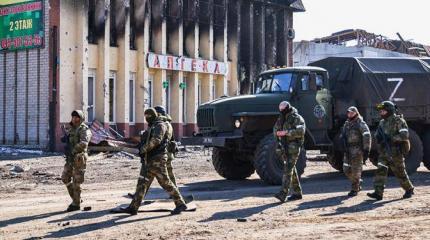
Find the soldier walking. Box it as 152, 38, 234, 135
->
368, 101, 415, 200
340, 106, 371, 197
274, 101, 306, 203
154, 106, 178, 186
115, 108, 188, 215
61, 110, 92, 212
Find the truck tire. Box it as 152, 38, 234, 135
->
212, 147, 255, 180
370, 129, 422, 174
327, 150, 344, 172
253, 134, 307, 185
403, 129, 422, 174
422, 130, 430, 170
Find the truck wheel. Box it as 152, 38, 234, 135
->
253, 134, 307, 185
327, 150, 344, 172
403, 129, 422, 174
212, 147, 255, 180
371, 129, 422, 174
422, 130, 430, 170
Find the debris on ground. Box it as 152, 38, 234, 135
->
83, 206, 92, 211
9, 165, 25, 173
0, 147, 44, 155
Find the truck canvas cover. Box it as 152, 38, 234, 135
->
309, 57, 430, 122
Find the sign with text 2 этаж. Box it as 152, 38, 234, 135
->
0, 0, 44, 51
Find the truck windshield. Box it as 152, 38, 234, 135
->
256, 73, 295, 93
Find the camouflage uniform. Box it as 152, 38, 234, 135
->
61, 110, 92, 208
373, 113, 414, 196
274, 107, 306, 198
161, 114, 177, 186
129, 112, 185, 212
340, 111, 371, 193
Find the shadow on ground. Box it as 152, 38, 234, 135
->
199, 202, 281, 222
25, 213, 172, 239
321, 198, 403, 216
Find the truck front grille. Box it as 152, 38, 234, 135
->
197, 108, 214, 128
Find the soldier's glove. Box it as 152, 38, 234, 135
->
61, 135, 68, 143
362, 150, 370, 164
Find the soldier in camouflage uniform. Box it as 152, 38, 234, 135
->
154, 106, 177, 186
274, 101, 306, 203
340, 106, 371, 197
368, 101, 415, 200
117, 108, 187, 215
61, 110, 92, 212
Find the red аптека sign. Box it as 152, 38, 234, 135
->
0, 0, 44, 51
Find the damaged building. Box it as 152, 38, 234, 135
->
0, 0, 305, 150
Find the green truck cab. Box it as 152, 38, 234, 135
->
182, 57, 430, 184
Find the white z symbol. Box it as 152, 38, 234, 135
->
387, 78, 405, 102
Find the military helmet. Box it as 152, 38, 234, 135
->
347, 106, 359, 114
154, 105, 167, 116
279, 101, 291, 112
376, 101, 396, 114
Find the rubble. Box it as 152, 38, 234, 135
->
9, 165, 25, 173
0, 147, 44, 155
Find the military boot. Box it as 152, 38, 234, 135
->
110, 206, 138, 215
348, 190, 358, 197
66, 204, 80, 212
274, 191, 288, 203
403, 188, 414, 199
367, 192, 383, 200
287, 194, 303, 201
171, 204, 187, 215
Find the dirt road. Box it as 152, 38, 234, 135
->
1, 150, 430, 240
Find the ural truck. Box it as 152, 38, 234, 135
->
181, 57, 430, 185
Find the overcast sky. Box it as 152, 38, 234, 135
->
294, 0, 430, 45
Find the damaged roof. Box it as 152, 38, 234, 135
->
261, 0, 305, 11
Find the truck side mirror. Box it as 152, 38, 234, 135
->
309, 72, 317, 91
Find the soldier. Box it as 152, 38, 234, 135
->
154, 105, 178, 186
115, 108, 188, 215
368, 101, 414, 200
340, 106, 371, 197
274, 101, 306, 203
61, 110, 92, 212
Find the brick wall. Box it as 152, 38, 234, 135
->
0, 0, 50, 149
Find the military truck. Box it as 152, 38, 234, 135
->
181, 57, 430, 185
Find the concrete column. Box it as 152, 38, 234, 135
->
76, 0, 89, 119
169, 15, 184, 137
95, 0, 110, 126
199, 2, 214, 102
116, 4, 131, 137
220, 0, 228, 97
185, 23, 199, 135
152, 1, 167, 108
136, 6, 150, 130
227, 0, 239, 96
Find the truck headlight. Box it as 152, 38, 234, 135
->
234, 120, 241, 128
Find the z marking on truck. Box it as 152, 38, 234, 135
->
388, 78, 405, 102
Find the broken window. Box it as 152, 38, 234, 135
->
129, 0, 136, 50
110, 0, 118, 47
88, 0, 96, 44
213, 0, 225, 27
129, 73, 136, 123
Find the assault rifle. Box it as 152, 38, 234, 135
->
60, 124, 71, 157
376, 126, 394, 162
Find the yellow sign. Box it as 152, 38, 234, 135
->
0, 0, 32, 5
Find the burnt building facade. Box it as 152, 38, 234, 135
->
0, 0, 305, 150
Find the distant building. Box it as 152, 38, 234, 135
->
0, 0, 305, 150
293, 41, 411, 66
294, 29, 429, 66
